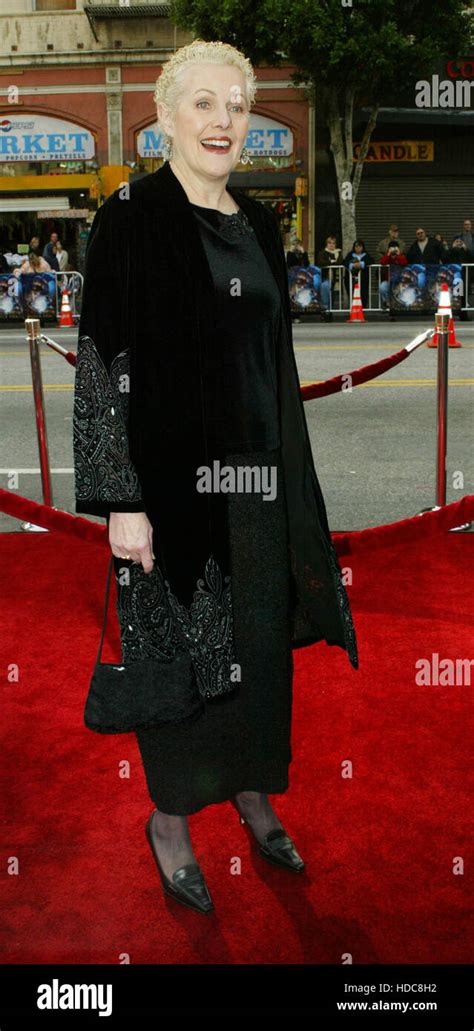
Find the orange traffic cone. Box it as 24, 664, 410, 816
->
427, 283, 462, 348
58, 287, 74, 328
347, 276, 365, 322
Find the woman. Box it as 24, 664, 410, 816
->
379, 243, 408, 310
316, 235, 343, 318
73, 39, 358, 916
28, 235, 41, 257
286, 236, 309, 270
13, 251, 51, 275
54, 240, 69, 271
343, 239, 373, 308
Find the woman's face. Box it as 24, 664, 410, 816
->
354, 243, 363, 253
160, 63, 250, 179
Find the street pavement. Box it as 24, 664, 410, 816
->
0, 318, 472, 533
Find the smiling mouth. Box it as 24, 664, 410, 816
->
200, 138, 232, 153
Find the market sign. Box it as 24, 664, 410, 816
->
353, 141, 434, 162
0, 115, 95, 161
137, 113, 293, 158
37, 208, 91, 218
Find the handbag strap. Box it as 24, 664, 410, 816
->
95, 553, 115, 665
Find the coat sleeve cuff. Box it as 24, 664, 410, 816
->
75, 499, 146, 518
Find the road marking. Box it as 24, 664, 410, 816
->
295, 342, 474, 350
300, 379, 474, 386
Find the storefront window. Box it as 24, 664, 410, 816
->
0, 161, 94, 176
34, 1, 77, 10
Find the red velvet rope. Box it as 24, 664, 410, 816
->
300, 345, 410, 401
0, 488, 104, 545
1, 487, 472, 558
333, 495, 474, 556
64, 339, 413, 400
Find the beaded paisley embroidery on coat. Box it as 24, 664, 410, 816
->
73, 334, 143, 506
113, 558, 183, 664
325, 541, 359, 670
114, 554, 237, 702
165, 554, 238, 701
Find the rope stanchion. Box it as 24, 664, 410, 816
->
25, 318, 53, 511
300, 329, 435, 401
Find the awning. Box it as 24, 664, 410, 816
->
0, 196, 70, 213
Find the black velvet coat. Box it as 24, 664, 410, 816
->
73, 159, 358, 674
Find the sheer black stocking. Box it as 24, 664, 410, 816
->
149, 808, 197, 882
234, 790, 284, 845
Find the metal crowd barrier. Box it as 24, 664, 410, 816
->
290, 263, 474, 315
0, 269, 83, 322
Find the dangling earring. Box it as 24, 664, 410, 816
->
163, 135, 173, 161
239, 145, 251, 165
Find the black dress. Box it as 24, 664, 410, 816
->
130, 202, 294, 815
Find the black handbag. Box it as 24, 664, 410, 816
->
84, 555, 205, 734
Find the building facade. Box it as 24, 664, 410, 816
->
0, 0, 314, 270
316, 56, 474, 258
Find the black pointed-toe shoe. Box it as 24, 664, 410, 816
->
258, 827, 305, 873
145, 811, 214, 914
232, 800, 305, 873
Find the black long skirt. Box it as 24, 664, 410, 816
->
116, 448, 294, 816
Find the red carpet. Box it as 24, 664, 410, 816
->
1, 527, 472, 964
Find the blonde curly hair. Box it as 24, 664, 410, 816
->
153, 38, 257, 132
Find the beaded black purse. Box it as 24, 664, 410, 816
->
84, 555, 205, 734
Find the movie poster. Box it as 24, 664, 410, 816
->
0, 272, 57, 320
388, 263, 463, 312
288, 265, 322, 314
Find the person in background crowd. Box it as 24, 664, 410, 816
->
434, 232, 450, 259
449, 235, 474, 319
379, 243, 408, 311
0, 240, 8, 273
13, 251, 51, 276
54, 240, 69, 272
457, 218, 473, 252
343, 238, 373, 307
42, 232, 60, 272
28, 235, 41, 257
406, 227, 442, 265
286, 236, 309, 269
316, 234, 343, 319
377, 223, 406, 257
448, 235, 473, 264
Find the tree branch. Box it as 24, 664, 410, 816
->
343, 86, 354, 180
325, 87, 345, 179
351, 104, 379, 200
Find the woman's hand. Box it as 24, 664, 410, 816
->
109, 511, 155, 574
